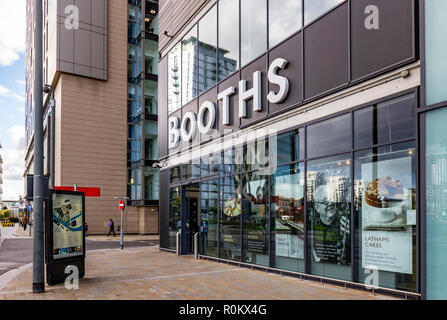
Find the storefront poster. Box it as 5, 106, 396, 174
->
52, 193, 84, 260
276, 233, 304, 259
309, 172, 351, 265
361, 157, 413, 275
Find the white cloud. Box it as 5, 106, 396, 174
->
1, 125, 25, 199
0, 1, 26, 66
15, 79, 26, 86
0, 84, 25, 102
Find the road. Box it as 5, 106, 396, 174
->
0, 225, 158, 276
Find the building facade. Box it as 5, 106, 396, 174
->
158, 0, 447, 299
24, 0, 160, 235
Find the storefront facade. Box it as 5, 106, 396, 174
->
157, 0, 447, 299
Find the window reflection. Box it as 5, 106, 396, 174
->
241, 0, 267, 66
307, 155, 351, 281
182, 26, 198, 105
304, 0, 345, 25
218, 0, 239, 80
269, 0, 302, 48
168, 43, 181, 114
271, 164, 305, 272
307, 114, 351, 159
354, 94, 416, 149
198, 5, 217, 94
200, 179, 219, 257
169, 187, 181, 250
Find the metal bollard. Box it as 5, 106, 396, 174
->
176, 230, 181, 256
194, 232, 199, 260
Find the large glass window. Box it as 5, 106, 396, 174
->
145, 120, 158, 160
198, 5, 217, 94
425, 0, 447, 106
354, 142, 416, 292
271, 164, 305, 272
144, 39, 158, 75
220, 175, 242, 261
241, 0, 267, 66
145, 167, 159, 200
182, 26, 198, 105
218, 0, 239, 80
354, 94, 416, 149
168, 43, 181, 114
276, 128, 305, 165
307, 113, 351, 159
304, 0, 345, 25
200, 179, 219, 257
268, 0, 302, 48
242, 171, 270, 266
307, 154, 351, 281
169, 187, 181, 250
426, 107, 447, 299
144, 79, 157, 115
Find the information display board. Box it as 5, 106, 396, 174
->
48, 190, 85, 261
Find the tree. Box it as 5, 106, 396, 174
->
0, 209, 10, 220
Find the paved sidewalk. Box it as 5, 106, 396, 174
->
0, 246, 397, 300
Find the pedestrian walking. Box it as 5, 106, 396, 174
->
107, 219, 116, 237
85, 222, 89, 237
22, 215, 27, 231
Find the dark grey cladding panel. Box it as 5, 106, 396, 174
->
268, 32, 303, 116
304, 2, 349, 100
57, 0, 108, 81
351, 0, 414, 81
159, 169, 169, 249
159, 57, 169, 159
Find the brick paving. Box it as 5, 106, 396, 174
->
0, 246, 397, 300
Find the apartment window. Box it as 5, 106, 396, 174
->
168, 43, 181, 114
182, 26, 198, 105
241, 0, 267, 66
269, 0, 302, 48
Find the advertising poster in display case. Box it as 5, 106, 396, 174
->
309, 171, 351, 265
51, 191, 85, 260
361, 157, 413, 275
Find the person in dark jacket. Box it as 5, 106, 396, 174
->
107, 219, 116, 237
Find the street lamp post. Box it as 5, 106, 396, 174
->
33, 0, 45, 294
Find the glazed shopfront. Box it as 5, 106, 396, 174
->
157, 0, 447, 299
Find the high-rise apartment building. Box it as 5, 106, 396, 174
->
24, 0, 159, 235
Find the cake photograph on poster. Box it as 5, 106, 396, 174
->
360, 157, 415, 275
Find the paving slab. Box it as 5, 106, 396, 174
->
0, 246, 397, 300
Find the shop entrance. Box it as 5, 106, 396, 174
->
182, 183, 200, 255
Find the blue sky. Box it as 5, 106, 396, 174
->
0, 0, 26, 200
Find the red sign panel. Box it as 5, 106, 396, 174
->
54, 187, 101, 197
119, 200, 125, 211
